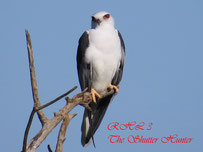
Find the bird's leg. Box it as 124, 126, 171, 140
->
107, 84, 119, 93
91, 89, 101, 103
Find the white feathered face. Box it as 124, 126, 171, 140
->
91, 11, 115, 29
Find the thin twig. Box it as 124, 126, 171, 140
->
47, 145, 53, 152
25, 29, 47, 125
55, 113, 77, 152
36, 86, 77, 111
22, 108, 35, 152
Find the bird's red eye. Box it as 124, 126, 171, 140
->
104, 14, 110, 19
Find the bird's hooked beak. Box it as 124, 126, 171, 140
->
92, 16, 102, 24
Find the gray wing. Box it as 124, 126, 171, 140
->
111, 30, 125, 85
77, 31, 95, 146
77, 31, 92, 91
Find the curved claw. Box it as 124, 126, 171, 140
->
91, 89, 101, 103
107, 84, 119, 93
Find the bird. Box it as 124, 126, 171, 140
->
76, 11, 125, 147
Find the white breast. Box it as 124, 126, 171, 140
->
85, 27, 121, 92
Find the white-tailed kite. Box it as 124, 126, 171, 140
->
76, 11, 125, 146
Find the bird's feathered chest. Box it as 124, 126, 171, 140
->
85, 28, 122, 91
86, 28, 121, 63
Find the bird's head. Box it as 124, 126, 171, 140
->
91, 11, 115, 29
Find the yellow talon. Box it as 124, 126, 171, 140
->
91, 89, 101, 103
107, 84, 119, 93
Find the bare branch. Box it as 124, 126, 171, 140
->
26, 89, 115, 152
36, 86, 77, 111
25, 29, 47, 125
56, 113, 77, 152
47, 145, 53, 152
22, 87, 78, 152
22, 108, 35, 152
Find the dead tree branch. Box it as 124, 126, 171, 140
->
47, 145, 53, 152
26, 29, 47, 125
26, 88, 115, 152
22, 86, 77, 152
55, 113, 77, 152
23, 30, 116, 152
